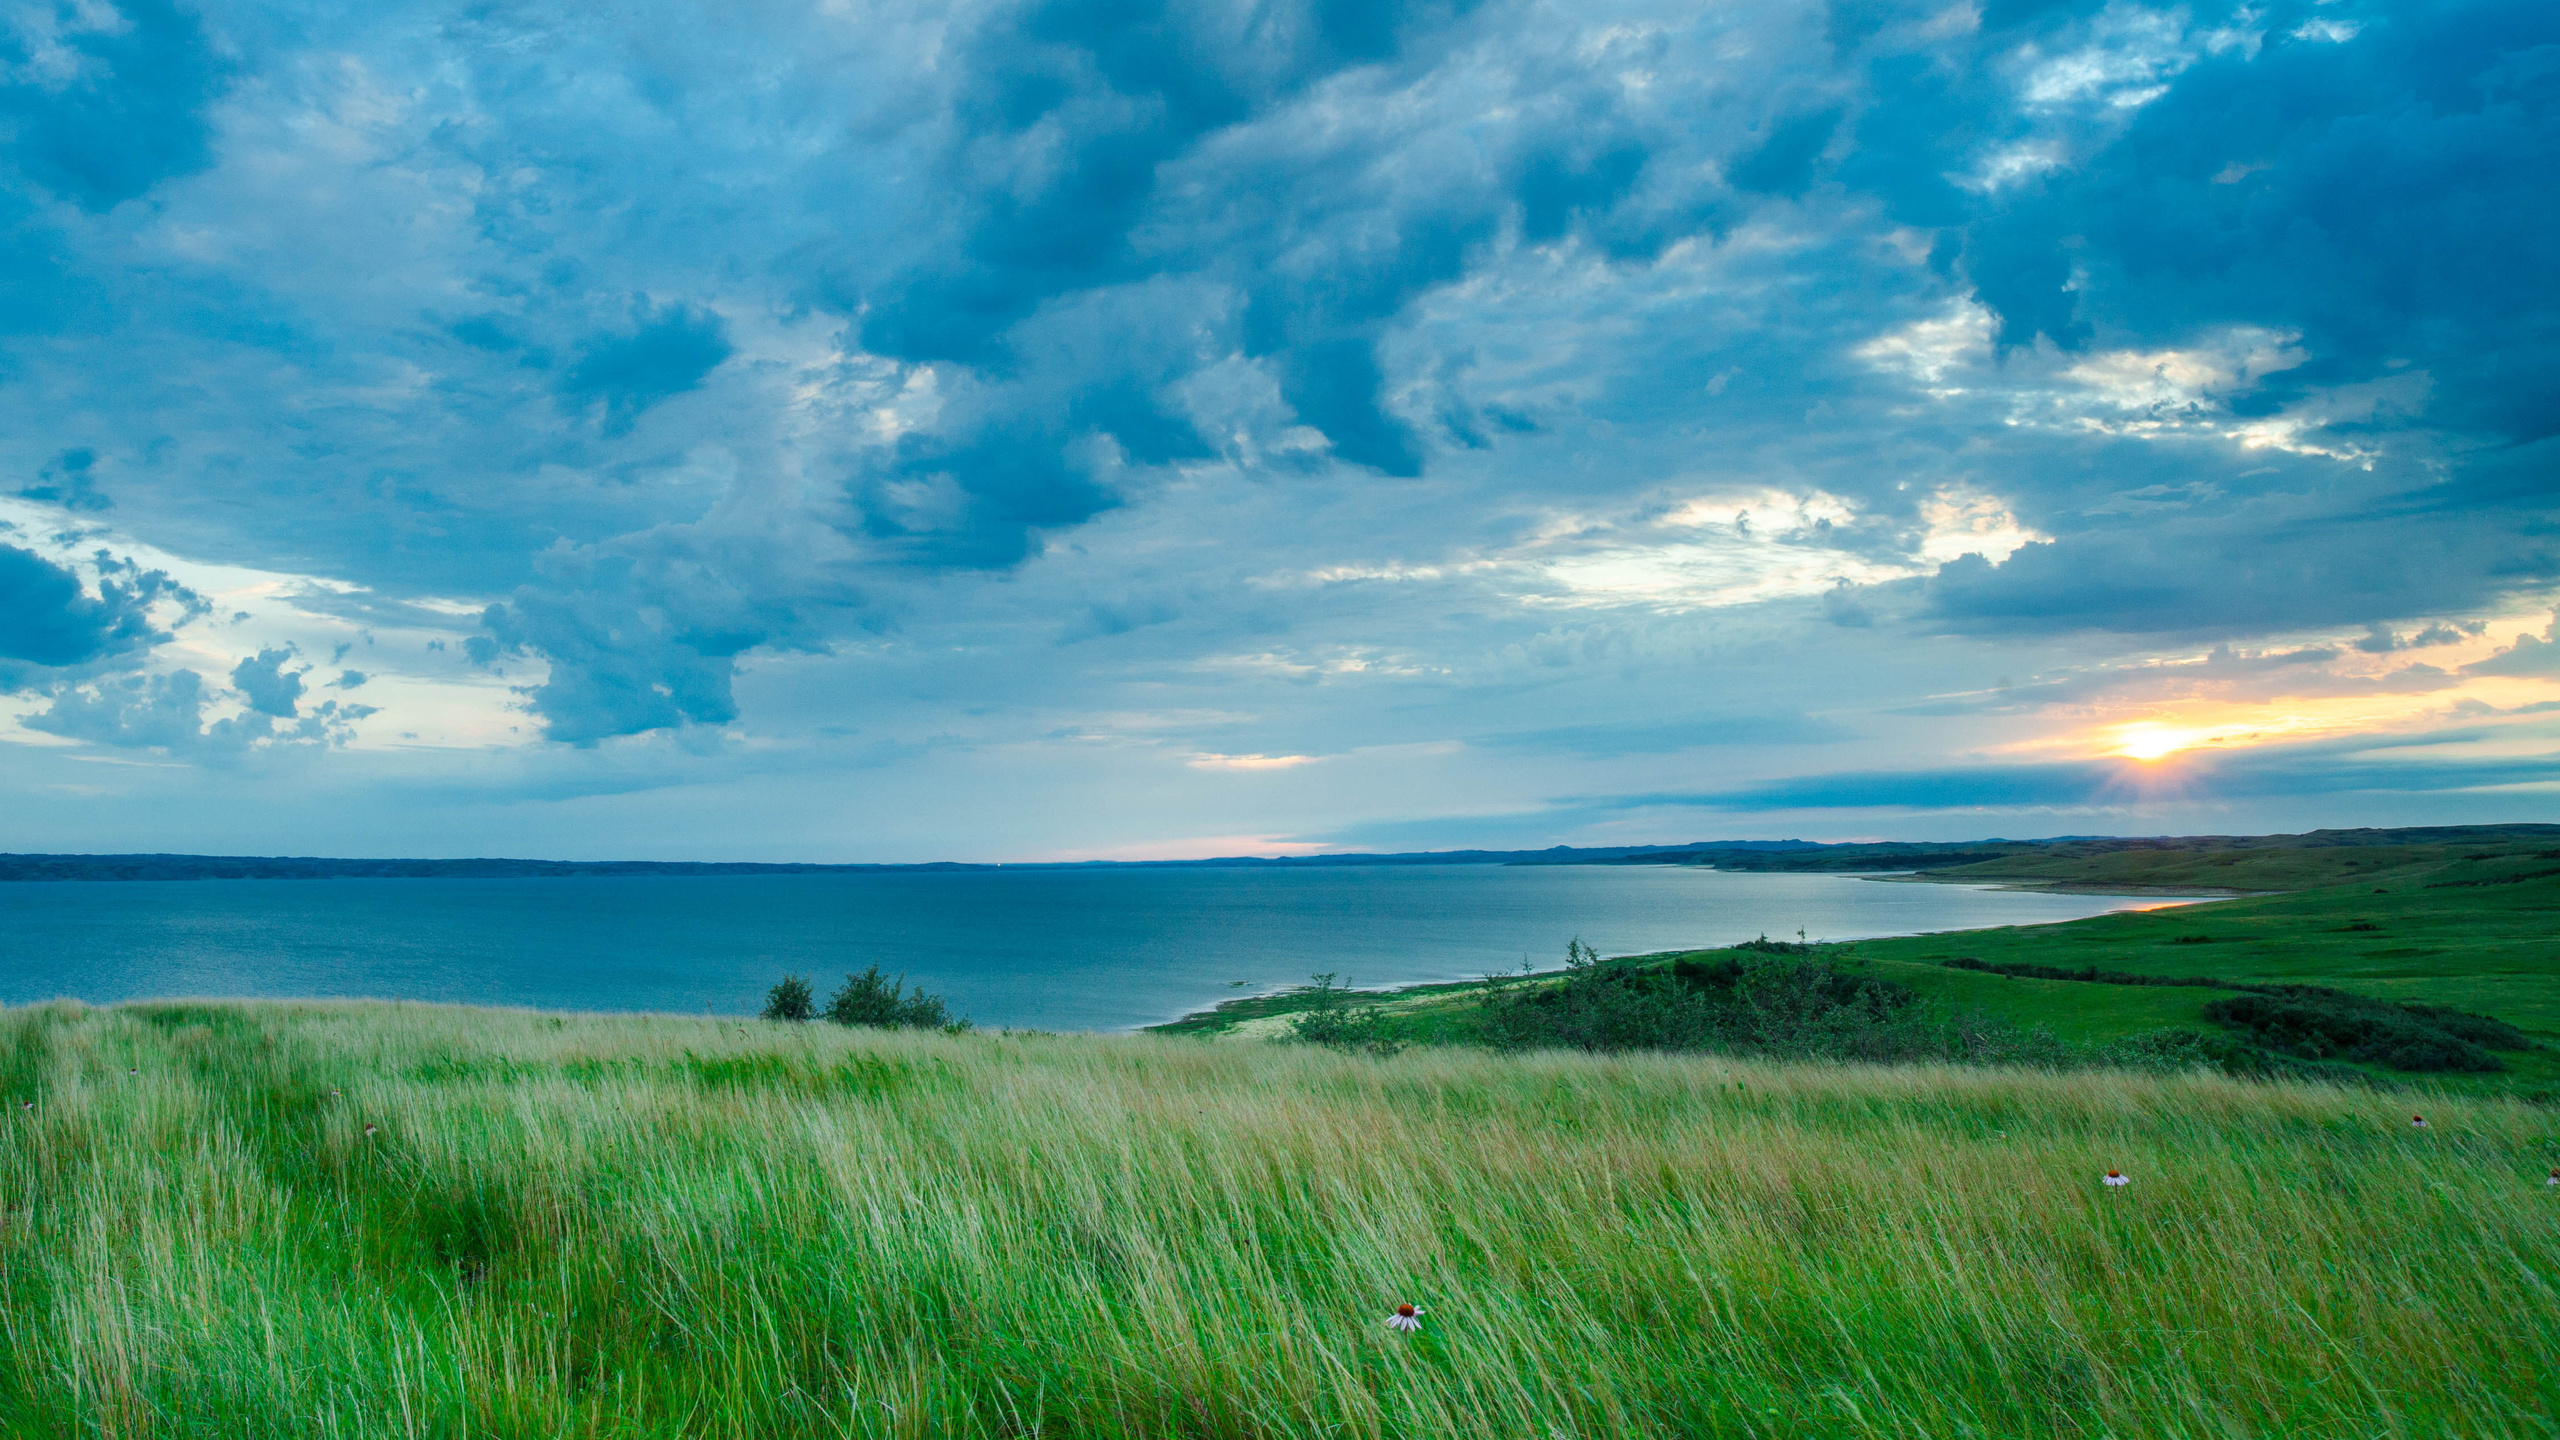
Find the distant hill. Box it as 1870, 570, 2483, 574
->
1580, 825, 2560, 884
0, 841, 1798, 882
5, 826, 2553, 883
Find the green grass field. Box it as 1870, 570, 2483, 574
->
1163, 845, 2560, 1095
3, 999, 2557, 1437
1842, 854, 2560, 1095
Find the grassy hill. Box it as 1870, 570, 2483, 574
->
1594, 824, 2560, 887
1844, 853, 2560, 1090
3, 1001, 2557, 1436
1163, 839, 2560, 1096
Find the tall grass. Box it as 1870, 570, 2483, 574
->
1, 999, 2554, 1438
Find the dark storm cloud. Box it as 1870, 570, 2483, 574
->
556, 303, 734, 434
0, 543, 173, 673
17, 448, 111, 512
0, 0, 229, 211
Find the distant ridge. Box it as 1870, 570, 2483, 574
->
0, 841, 1802, 882
1571, 825, 2560, 874
3, 826, 2553, 881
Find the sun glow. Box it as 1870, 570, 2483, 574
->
2114, 723, 2206, 761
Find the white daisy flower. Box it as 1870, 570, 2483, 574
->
363, 1123, 379, 1136
2410, 1115, 2428, 1129
1385, 1303, 1425, 1332
2547, 1169, 2558, 1188
2103, 1170, 2130, 1187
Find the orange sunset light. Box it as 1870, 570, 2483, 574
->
2114, 723, 2209, 761
2100, 712, 2339, 762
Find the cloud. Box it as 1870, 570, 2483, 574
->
0, 0, 2551, 856
17, 448, 111, 512
1475, 715, 1851, 755
1605, 740, 2560, 812
2467, 612, 2560, 676
0, 543, 167, 672
555, 303, 734, 434
230, 647, 307, 718
23, 667, 212, 749
26, 665, 377, 754
0, 0, 230, 211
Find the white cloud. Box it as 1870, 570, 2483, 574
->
0, 496, 533, 753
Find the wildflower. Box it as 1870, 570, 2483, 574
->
2103, 1170, 2129, 1187
127, 1067, 137, 1075
1385, 1303, 1425, 1333
363, 1124, 379, 1136
2410, 1115, 2428, 1129
2548, 1169, 2559, 1187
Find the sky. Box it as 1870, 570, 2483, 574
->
0, 0, 2554, 862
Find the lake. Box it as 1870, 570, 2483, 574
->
0, 865, 2203, 1031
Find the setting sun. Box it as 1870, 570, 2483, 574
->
2114, 724, 2207, 761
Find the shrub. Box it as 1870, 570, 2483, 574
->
1287, 974, 1405, 1056
824, 966, 969, 1032
2202, 989, 2504, 1073
2105, 1028, 2381, 1086
2106, 1028, 2274, 1077
1482, 943, 1719, 1054
761, 975, 815, 1022
1941, 958, 2231, 989
1481, 942, 2060, 1065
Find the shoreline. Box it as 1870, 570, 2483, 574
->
1853, 873, 2270, 897
1144, 882, 2233, 1035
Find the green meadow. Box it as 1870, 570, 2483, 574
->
1167, 837, 2560, 1096
6, 834, 2558, 1436
2, 999, 2557, 1438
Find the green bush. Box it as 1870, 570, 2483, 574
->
2202, 989, 2505, 1073
1482, 942, 1720, 1054
760, 975, 815, 1022
1942, 957, 2230, 990
2106, 1027, 2275, 1077
822, 966, 969, 1032
2103, 1028, 2380, 1086
1482, 942, 2063, 1066
1286, 974, 1405, 1056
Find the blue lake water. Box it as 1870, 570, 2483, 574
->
0, 866, 2205, 1031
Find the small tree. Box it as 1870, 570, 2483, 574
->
762, 974, 815, 1022
1289, 973, 1404, 1055
825, 965, 965, 1031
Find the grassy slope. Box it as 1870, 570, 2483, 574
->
1919, 835, 2560, 892
3, 1001, 2558, 1438
1845, 847, 2560, 1093
1160, 846, 2560, 1094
